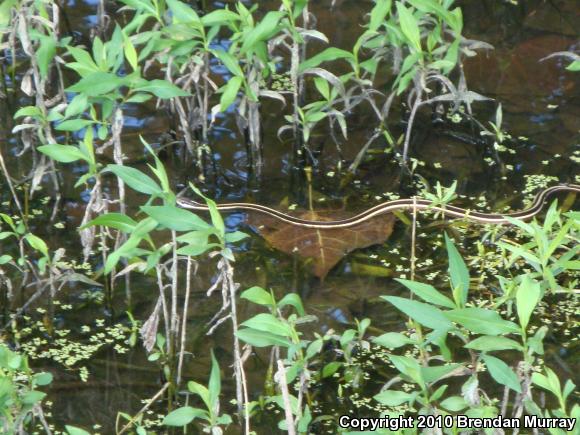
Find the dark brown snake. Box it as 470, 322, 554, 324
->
176, 184, 580, 229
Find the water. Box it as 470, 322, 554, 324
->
1, 0, 578, 433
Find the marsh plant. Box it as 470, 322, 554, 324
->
0, 0, 578, 434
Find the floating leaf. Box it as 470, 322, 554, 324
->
248, 209, 395, 278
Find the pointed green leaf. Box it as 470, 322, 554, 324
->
396, 278, 456, 308
445, 308, 520, 335
141, 206, 210, 231
445, 233, 470, 307
482, 354, 521, 393
382, 296, 453, 330
105, 165, 162, 195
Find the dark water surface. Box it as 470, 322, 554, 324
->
1, 0, 579, 433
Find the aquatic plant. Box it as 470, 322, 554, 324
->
0, 0, 578, 434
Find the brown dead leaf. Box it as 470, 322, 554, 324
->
248, 210, 396, 278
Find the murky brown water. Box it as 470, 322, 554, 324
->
1, 0, 578, 433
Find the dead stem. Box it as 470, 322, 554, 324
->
206, 256, 250, 433
177, 257, 195, 386
410, 196, 417, 282
402, 86, 423, 162
276, 360, 296, 435
0, 147, 25, 219
156, 265, 171, 352
117, 382, 171, 435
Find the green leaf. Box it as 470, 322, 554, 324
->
141, 206, 211, 231
67, 45, 99, 71
0, 255, 12, 265
65, 94, 89, 119
65, 426, 92, 435
25, 234, 49, 257
445, 233, 470, 307
236, 328, 291, 347
482, 354, 521, 393
105, 164, 162, 195
134, 79, 190, 99
440, 395, 468, 411
33, 372, 53, 386
176, 243, 219, 256
374, 390, 413, 406
278, 293, 305, 316
421, 363, 462, 383
322, 361, 342, 378
81, 213, 138, 233
14, 106, 42, 119
126, 93, 152, 103
516, 275, 541, 330
396, 2, 421, 52
66, 72, 124, 96
167, 0, 201, 24
395, 278, 455, 308
429, 60, 455, 71
240, 11, 284, 55
187, 381, 210, 409
241, 313, 292, 337
373, 332, 414, 348
201, 9, 241, 26
241, 286, 274, 307
163, 406, 206, 426
37, 35, 56, 79
0, 0, 16, 28
298, 48, 354, 73
123, 31, 139, 71
465, 336, 523, 352
566, 60, 580, 71
213, 50, 244, 77
382, 296, 453, 330
208, 350, 221, 412
445, 308, 520, 335
531, 368, 561, 398
369, 0, 392, 31
176, 229, 212, 246
38, 144, 87, 163
55, 119, 94, 132
21, 390, 46, 405
528, 326, 547, 356
225, 231, 248, 243
389, 355, 424, 387
219, 76, 242, 111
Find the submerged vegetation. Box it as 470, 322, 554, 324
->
0, 0, 578, 434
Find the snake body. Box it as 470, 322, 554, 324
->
176, 184, 580, 229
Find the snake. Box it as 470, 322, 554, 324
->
176, 184, 580, 229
